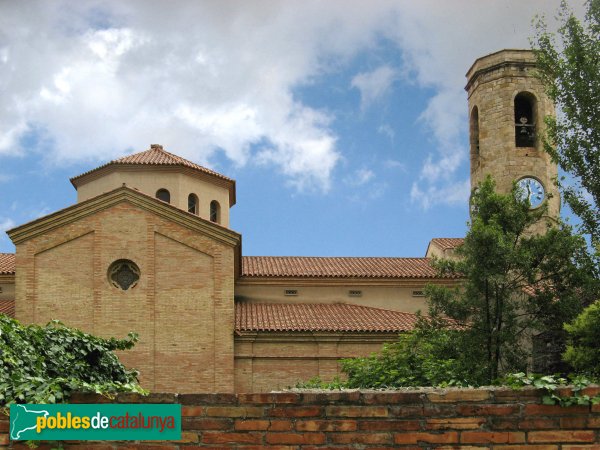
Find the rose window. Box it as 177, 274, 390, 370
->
108, 260, 140, 291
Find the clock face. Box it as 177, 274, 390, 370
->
518, 177, 545, 209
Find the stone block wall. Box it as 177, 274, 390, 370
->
2, 387, 600, 448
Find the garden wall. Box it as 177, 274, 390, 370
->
2, 387, 600, 448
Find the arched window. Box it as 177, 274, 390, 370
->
210, 200, 220, 223
514, 92, 537, 147
188, 193, 198, 215
156, 188, 170, 203
470, 106, 480, 162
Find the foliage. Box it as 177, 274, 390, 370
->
295, 178, 597, 391
533, 0, 600, 248
339, 318, 473, 388
563, 300, 600, 376
0, 314, 145, 405
503, 372, 600, 406
295, 376, 346, 390
426, 176, 598, 384
296, 317, 479, 389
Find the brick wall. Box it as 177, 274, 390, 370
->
234, 333, 395, 392
14, 198, 237, 394
2, 387, 600, 448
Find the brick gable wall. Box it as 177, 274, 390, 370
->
13, 201, 236, 393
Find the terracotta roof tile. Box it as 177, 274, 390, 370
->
70, 144, 233, 184
0, 299, 14, 317
241, 256, 456, 279
429, 238, 464, 251
0, 253, 15, 275
235, 303, 418, 332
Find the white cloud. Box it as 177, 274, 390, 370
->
410, 179, 470, 211
351, 65, 397, 109
0, 0, 396, 192
0, 0, 587, 198
388, 0, 586, 208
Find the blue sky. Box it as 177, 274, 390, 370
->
0, 1, 586, 257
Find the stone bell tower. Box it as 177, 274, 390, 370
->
465, 49, 559, 225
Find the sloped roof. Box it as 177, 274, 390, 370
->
0, 253, 15, 275
70, 144, 234, 184
429, 238, 464, 251
241, 256, 456, 279
0, 299, 14, 317
235, 302, 418, 332
3, 253, 457, 279
0, 299, 418, 332
8, 185, 240, 248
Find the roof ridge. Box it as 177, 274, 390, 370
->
241, 301, 419, 315
70, 144, 234, 184
242, 255, 430, 260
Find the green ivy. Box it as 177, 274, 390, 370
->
0, 314, 146, 406
502, 372, 600, 406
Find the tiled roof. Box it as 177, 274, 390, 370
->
0, 253, 15, 275
429, 238, 464, 251
235, 302, 418, 332
0, 299, 418, 332
0, 299, 14, 317
241, 256, 457, 279
70, 144, 233, 184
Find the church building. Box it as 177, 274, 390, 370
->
0, 49, 557, 393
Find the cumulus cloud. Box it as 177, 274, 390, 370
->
391, 0, 586, 208
0, 0, 401, 192
351, 65, 397, 110
0, 0, 587, 199
410, 179, 471, 211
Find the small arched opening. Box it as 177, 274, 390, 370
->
514, 92, 537, 147
188, 193, 199, 215
156, 188, 171, 203
210, 200, 220, 224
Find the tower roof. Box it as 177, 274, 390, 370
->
70, 144, 234, 186
465, 49, 537, 92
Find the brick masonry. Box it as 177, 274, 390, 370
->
13, 196, 237, 394
2, 387, 599, 448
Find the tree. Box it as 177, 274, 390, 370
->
0, 315, 145, 405
339, 317, 478, 389
426, 176, 598, 384
533, 0, 600, 247
563, 300, 600, 376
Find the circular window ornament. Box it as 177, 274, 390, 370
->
517, 177, 546, 209
108, 260, 140, 291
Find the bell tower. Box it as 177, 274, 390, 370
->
465, 49, 559, 225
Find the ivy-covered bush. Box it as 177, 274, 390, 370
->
0, 314, 145, 405
563, 300, 600, 376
